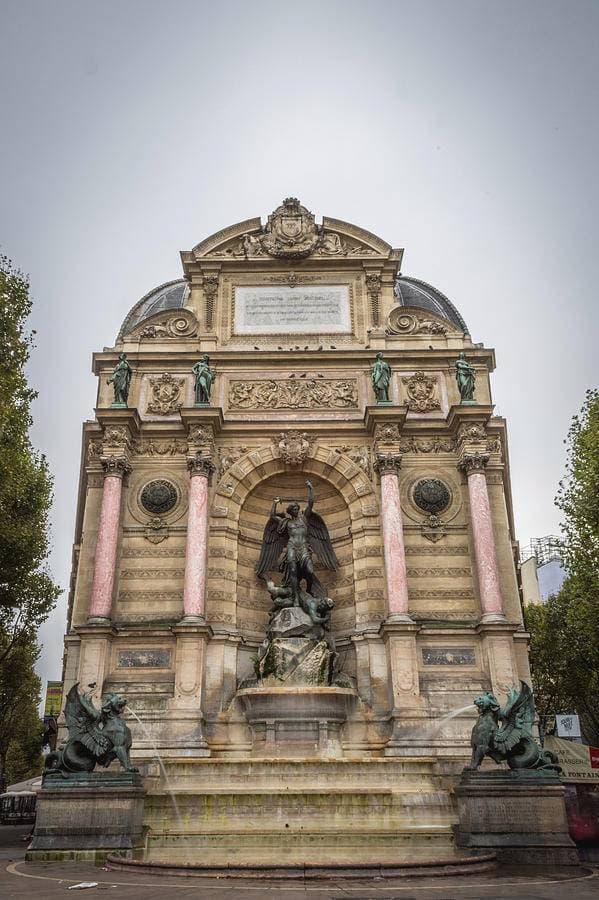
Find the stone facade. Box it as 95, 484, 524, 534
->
63, 199, 529, 770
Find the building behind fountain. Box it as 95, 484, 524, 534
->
56, 198, 537, 865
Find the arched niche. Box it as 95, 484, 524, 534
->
236, 472, 355, 643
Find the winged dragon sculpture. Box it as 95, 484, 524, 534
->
44, 684, 138, 775
467, 681, 560, 774
256, 479, 338, 626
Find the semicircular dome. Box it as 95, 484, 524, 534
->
394, 276, 468, 333
118, 279, 190, 339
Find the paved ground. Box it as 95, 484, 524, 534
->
2, 826, 599, 900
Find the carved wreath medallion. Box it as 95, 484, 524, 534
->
140, 479, 179, 515
413, 478, 451, 515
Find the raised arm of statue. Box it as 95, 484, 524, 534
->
305, 480, 314, 516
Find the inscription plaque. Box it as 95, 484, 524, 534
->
117, 649, 172, 669
422, 647, 475, 666
234, 285, 351, 335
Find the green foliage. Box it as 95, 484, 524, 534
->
525, 389, 599, 745
0, 255, 61, 782
0, 637, 44, 784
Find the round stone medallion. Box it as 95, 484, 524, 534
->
413, 478, 451, 514
140, 479, 178, 515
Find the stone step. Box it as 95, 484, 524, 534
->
151, 756, 442, 791
143, 790, 455, 831
145, 826, 456, 859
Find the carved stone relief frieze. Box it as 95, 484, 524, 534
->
146, 373, 186, 415
399, 436, 455, 453
228, 379, 358, 410
401, 372, 441, 413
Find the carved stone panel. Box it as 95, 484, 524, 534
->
228, 379, 358, 410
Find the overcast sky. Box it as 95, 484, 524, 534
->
2, 0, 598, 689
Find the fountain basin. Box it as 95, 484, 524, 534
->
237, 685, 357, 757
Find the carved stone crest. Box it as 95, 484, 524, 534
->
274, 430, 312, 466
144, 516, 169, 544
146, 373, 185, 415
401, 372, 440, 413
260, 198, 320, 258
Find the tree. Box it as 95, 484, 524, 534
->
0, 638, 43, 785
525, 389, 599, 745
0, 255, 61, 784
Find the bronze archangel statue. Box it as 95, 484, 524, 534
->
256, 480, 338, 613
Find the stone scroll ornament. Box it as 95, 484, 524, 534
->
192, 355, 215, 405
107, 353, 132, 407
250, 481, 349, 687
467, 681, 560, 775
44, 684, 137, 775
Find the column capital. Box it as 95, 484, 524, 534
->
100, 455, 131, 478
187, 454, 215, 480
458, 451, 490, 475
374, 454, 403, 476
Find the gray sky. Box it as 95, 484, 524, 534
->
1, 0, 598, 688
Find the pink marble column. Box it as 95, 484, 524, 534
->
181, 456, 214, 622
462, 453, 506, 622
375, 455, 412, 623
88, 457, 130, 622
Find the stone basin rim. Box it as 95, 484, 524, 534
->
237, 686, 358, 696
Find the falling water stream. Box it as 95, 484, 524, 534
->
415, 703, 475, 743
128, 708, 184, 831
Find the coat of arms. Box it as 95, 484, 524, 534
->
147, 373, 185, 415
260, 198, 321, 258
401, 372, 440, 413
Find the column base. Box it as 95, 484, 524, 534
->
479, 612, 508, 625
176, 614, 207, 625
86, 616, 112, 625
384, 612, 415, 625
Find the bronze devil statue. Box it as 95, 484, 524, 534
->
44, 684, 138, 775
467, 681, 560, 774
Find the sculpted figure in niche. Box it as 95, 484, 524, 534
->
107, 353, 132, 406
371, 352, 391, 403
192, 355, 215, 405
256, 480, 338, 619
455, 352, 476, 403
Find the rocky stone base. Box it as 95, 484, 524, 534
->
454, 769, 579, 866
27, 771, 145, 861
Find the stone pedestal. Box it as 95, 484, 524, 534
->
27, 771, 145, 861
454, 769, 579, 866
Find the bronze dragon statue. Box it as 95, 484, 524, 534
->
467, 681, 560, 774
44, 683, 138, 775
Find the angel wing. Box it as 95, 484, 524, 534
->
494, 681, 535, 755
63, 684, 112, 758
307, 510, 338, 571
255, 516, 287, 580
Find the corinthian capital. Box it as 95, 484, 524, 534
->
374, 454, 402, 476
100, 455, 131, 478
187, 454, 215, 480
458, 451, 490, 474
